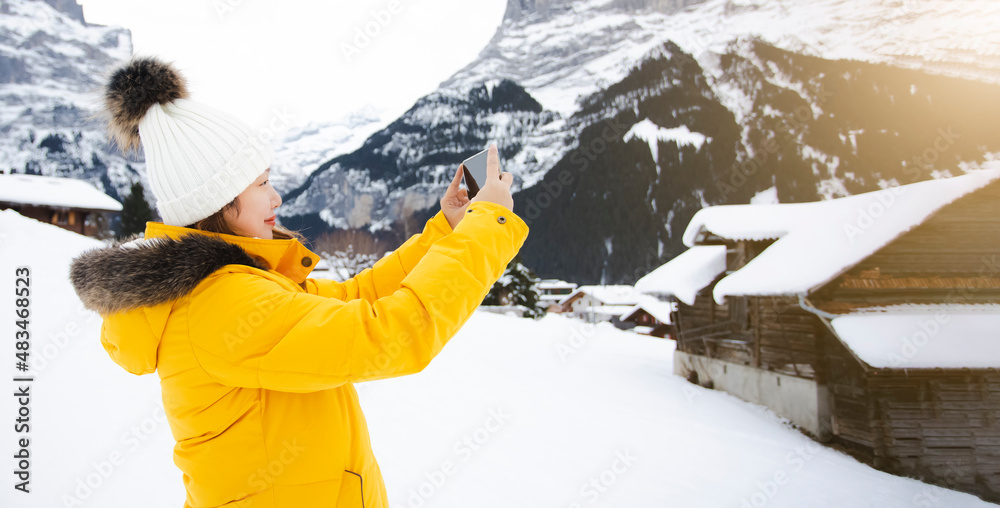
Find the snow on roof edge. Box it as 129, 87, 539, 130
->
620, 300, 676, 324
0, 174, 122, 211
700, 167, 1000, 304
635, 245, 727, 305
831, 311, 1000, 369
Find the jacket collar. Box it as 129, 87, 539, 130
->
143, 221, 321, 284
67, 222, 321, 376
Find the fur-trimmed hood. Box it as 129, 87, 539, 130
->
69, 222, 321, 375
70, 233, 268, 316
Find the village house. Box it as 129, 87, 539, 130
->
537, 279, 578, 312
619, 299, 676, 337
640, 166, 1000, 502
0, 173, 122, 238
555, 285, 646, 325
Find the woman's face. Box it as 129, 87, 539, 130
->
224, 168, 282, 239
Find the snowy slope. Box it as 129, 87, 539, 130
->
0, 210, 178, 507
2, 210, 997, 507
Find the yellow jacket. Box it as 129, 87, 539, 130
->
68, 202, 528, 507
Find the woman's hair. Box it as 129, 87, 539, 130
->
184, 196, 305, 243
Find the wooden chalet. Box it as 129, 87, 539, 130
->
641, 168, 1000, 502
619, 299, 676, 338
537, 279, 578, 312
0, 174, 122, 238
555, 285, 644, 325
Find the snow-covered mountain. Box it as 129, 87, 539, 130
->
443, 0, 1000, 117
279, 78, 565, 235
0, 0, 140, 214
276, 0, 1000, 284
8, 0, 1000, 284
270, 104, 387, 194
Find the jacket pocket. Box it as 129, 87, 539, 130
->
337, 469, 364, 507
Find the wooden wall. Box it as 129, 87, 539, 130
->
824, 327, 876, 453
823, 327, 1000, 502
2, 203, 104, 237
753, 296, 824, 380
674, 290, 745, 362
675, 289, 825, 380
674, 181, 1000, 502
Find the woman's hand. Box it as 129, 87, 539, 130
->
441, 144, 514, 230
441, 163, 471, 230
470, 144, 514, 210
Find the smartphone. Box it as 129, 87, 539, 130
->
460, 147, 492, 199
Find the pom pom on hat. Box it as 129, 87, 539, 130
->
98, 55, 274, 227
103, 56, 189, 156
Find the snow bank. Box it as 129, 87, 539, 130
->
682, 167, 1000, 303
0, 210, 180, 507
360, 312, 997, 507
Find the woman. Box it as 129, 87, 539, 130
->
69, 56, 527, 508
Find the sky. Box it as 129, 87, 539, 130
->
76, 0, 508, 132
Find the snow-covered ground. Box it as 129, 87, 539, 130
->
1, 210, 997, 507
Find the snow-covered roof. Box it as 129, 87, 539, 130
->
682, 167, 1000, 304
560, 285, 643, 306
582, 304, 636, 316
621, 299, 676, 325
539, 294, 568, 302
635, 245, 727, 305
0, 174, 122, 211
831, 309, 1000, 369
839, 303, 1000, 314
538, 279, 577, 290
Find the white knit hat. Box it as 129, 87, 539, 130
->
100, 56, 272, 226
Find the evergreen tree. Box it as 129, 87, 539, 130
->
118, 181, 153, 239
484, 255, 543, 318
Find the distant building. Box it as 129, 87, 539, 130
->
537, 279, 577, 311
556, 285, 644, 325
0, 174, 121, 238
657, 167, 1000, 502
619, 299, 676, 338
